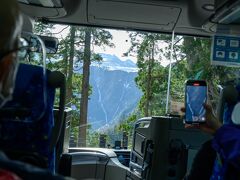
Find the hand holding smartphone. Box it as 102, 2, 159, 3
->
185, 80, 207, 124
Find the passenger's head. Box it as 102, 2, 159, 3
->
0, 0, 22, 107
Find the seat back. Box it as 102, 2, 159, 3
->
48, 71, 66, 152
128, 116, 211, 180
216, 84, 240, 124
0, 63, 66, 172
55, 107, 72, 173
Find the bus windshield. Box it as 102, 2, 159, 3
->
32, 24, 240, 148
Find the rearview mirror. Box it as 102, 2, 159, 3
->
39, 35, 59, 54
21, 33, 59, 54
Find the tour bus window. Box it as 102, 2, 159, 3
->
33, 23, 239, 148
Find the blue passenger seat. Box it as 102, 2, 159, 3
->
0, 63, 66, 173
217, 84, 240, 124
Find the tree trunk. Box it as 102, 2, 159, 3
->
145, 55, 153, 116
63, 56, 68, 78
78, 28, 91, 147
66, 26, 76, 103
145, 55, 151, 117
149, 42, 155, 116
145, 42, 155, 116
183, 37, 195, 70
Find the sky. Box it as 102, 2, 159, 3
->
53, 25, 137, 62
94, 30, 137, 62
53, 25, 172, 65
92, 29, 173, 66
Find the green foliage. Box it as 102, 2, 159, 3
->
86, 131, 100, 147
178, 37, 237, 109
117, 114, 137, 133
116, 33, 238, 139
78, 27, 114, 147
33, 22, 55, 35
115, 113, 142, 149
33, 22, 238, 149
33, 23, 116, 147
127, 32, 173, 116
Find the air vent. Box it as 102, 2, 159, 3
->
212, 0, 240, 24
88, 0, 181, 32
18, 0, 62, 8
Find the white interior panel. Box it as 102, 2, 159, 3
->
19, 4, 67, 18
88, 0, 181, 31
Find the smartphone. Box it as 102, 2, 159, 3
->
185, 80, 207, 124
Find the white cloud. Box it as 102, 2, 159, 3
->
52, 25, 175, 66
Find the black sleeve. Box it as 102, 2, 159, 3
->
0, 154, 68, 180
186, 139, 216, 180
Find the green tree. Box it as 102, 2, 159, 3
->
66, 26, 76, 103
78, 27, 114, 147
34, 24, 115, 147
128, 32, 172, 116
33, 23, 84, 145
179, 37, 237, 109
120, 33, 237, 140
34, 22, 54, 35
116, 113, 138, 148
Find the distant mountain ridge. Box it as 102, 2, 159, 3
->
88, 67, 141, 130
83, 54, 142, 130
91, 53, 138, 72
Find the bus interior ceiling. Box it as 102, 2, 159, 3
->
16, 0, 240, 180
19, 0, 216, 36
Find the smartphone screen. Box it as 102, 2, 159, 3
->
185, 80, 207, 123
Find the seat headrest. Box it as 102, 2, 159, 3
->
232, 102, 240, 125
222, 85, 239, 104
2, 63, 47, 122
217, 84, 240, 124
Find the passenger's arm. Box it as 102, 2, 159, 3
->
212, 125, 240, 170
182, 104, 222, 135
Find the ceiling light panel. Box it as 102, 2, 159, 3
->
18, 0, 62, 8
18, 0, 29, 4
39, 0, 54, 7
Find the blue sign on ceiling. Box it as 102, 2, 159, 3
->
211, 35, 240, 67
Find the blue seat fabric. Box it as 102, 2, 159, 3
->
211, 85, 240, 179
0, 63, 55, 172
